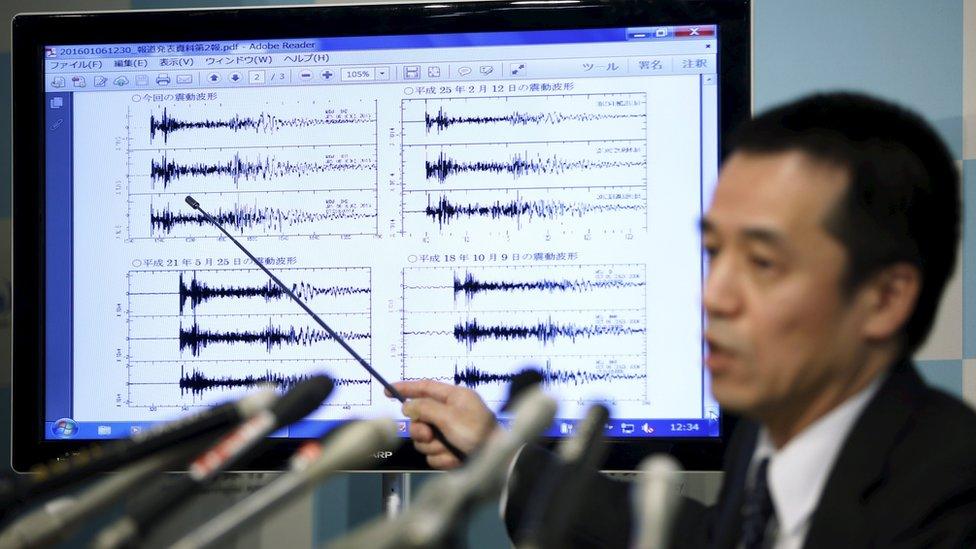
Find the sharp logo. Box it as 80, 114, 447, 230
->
372, 450, 394, 459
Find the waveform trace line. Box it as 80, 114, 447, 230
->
177, 272, 370, 314
178, 319, 370, 357
421, 194, 646, 229
425, 150, 646, 183
149, 107, 376, 143
421, 106, 646, 134
148, 202, 377, 236
179, 368, 370, 397
451, 359, 646, 388
406, 317, 645, 350
149, 151, 376, 189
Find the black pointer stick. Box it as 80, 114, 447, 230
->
184, 195, 466, 461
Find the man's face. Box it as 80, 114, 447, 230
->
702, 151, 870, 420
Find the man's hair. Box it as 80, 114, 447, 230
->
731, 92, 960, 355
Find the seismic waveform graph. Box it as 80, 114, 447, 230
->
400, 94, 648, 236
402, 264, 649, 404
178, 319, 370, 357
148, 107, 376, 144
148, 151, 377, 189
424, 150, 647, 184
421, 193, 646, 230
450, 359, 647, 389
444, 317, 645, 350
126, 267, 373, 410
177, 272, 369, 314
451, 271, 646, 303
126, 100, 379, 238
422, 106, 646, 134
178, 367, 371, 397
402, 93, 648, 145
132, 194, 378, 239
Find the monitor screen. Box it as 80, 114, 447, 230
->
14, 0, 750, 470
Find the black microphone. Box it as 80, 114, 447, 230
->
501, 368, 544, 413
515, 403, 611, 549
170, 418, 400, 549
183, 195, 466, 463
92, 375, 334, 549
0, 387, 276, 513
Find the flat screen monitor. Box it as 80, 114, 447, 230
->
12, 0, 751, 471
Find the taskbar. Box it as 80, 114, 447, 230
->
44, 417, 720, 441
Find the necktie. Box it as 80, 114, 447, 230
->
741, 458, 774, 549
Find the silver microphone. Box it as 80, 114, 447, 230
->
632, 454, 683, 549
328, 387, 557, 549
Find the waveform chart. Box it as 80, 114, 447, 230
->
140, 102, 377, 148
133, 148, 377, 194
401, 265, 648, 403
125, 360, 372, 410
124, 267, 372, 409
132, 193, 378, 238
399, 94, 648, 237
401, 93, 647, 145
126, 99, 379, 239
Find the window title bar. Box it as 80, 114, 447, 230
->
45, 25, 717, 59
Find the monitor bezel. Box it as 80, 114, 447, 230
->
12, 0, 750, 472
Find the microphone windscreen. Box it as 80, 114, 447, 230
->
271, 375, 334, 427
501, 368, 544, 412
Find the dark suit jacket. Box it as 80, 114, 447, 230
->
503, 362, 976, 548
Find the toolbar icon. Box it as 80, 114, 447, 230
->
71, 76, 86, 88
156, 73, 171, 86
51, 76, 65, 88
114, 76, 129, 86
94, 75, 108, 87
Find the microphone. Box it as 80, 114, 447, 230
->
0, 387, 276, 512
632, 454, 682, 549
0, 439, 214, 549
514, 403, 610, 549
500, 368, 544, 412
183, 195, 466, 463
93, 375, 334, 549
170, 418, 400, 549
329, 387, 557, 549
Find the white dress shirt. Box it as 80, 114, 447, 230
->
748, 376, 883, 549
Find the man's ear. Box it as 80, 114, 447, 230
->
859, 263, 922, 342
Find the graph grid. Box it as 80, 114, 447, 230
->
401, 264, 649, 404
399, 93, 649, 238
125, 267, 373, 409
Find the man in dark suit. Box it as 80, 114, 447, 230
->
393, 93, 976, 547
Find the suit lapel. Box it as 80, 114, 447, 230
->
803, 362, 925, 547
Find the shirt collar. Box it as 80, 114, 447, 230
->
752, 376, 884, 537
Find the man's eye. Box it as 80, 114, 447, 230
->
703, 244, 719, 258
749, 255, 775, 270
